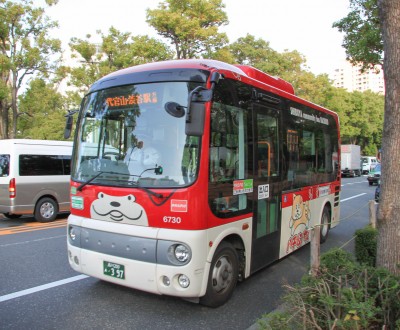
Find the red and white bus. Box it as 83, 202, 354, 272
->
66, 59, 341, 307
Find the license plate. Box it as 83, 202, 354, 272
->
103, 261, 125, 279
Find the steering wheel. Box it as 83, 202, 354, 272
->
103, 151, 121, 160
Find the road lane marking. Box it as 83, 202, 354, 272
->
0, 275, 89, 303
341, 193, 367, 202
0, 235, 66, 247
341, 181, 367, 186
0, 219, 67, 236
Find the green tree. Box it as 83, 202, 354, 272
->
331, 90, 384, 153
333, 0, 383, 70
288, 71, 332, 106
18, 78, 67, 140
229, 34, 333, 105
146, 0, 229, 59
325, 87, 356, 137
356, 90, 384, 154
229, 34, 280, 73
100, 28, 174, 70
229, 34, 306, 79
0, 0, 61, 139
335, 0, 400, 275
68, 27, 173, 97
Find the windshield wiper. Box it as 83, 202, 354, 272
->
76, 170, 164, 198
77, 170, 135, 191
123, 180, 163, 199
77, 171, 104, 191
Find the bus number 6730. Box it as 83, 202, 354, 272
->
163, 216, 182, 224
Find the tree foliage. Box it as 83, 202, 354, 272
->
329, 90, 384, 154
333, 0, 383, 70
146, 0, 229, 59
18, 78, 67, 140
0, 0, 61, 139
229, 34, 337, 109
68, 27, 174, 98
229, 34, 306, 79
259, 248, 400, 329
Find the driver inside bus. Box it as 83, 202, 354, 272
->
124, 133, 161, 174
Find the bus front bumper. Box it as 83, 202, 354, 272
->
67, 215, 210, 298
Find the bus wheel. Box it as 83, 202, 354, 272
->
320, 206, 330, 243
200, 242, 239, 308
3, 213, 22, 219
35, 197, 58, 223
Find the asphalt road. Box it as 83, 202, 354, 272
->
0, 177, 377, 330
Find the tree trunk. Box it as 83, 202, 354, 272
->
0, 101, 10, 139
377, 0, 400, 275
11, 74, 18, 139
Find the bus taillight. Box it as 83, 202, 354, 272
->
9, 178, 16, 198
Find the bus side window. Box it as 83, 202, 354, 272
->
286, 122, 337, 188
209, 101, 249, 216
257, 115, 278, 178
182, 136, 199, 183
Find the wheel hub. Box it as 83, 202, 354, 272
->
40, 202, 54, 219
212, 256, 233, 293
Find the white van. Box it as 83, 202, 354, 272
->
0, 139, 73, 222
361, 156, 378, 174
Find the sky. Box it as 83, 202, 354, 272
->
45, 0, 351, 76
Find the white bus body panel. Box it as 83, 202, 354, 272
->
67, 214, 252, 298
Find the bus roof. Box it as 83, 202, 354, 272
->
90, 59, 294, 95
88, 59, 337, 120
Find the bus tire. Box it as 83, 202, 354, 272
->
35, 197, 58, 223
200, 241, 239, 308
320, 206, 330, 243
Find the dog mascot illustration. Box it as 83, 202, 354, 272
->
90, 192, 148, 226
289, 194, 311, 235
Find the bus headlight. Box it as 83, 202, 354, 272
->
167, 244, 191, 265
68, 225, 81, 247
69, 226, 77, 241
175, 244, 191, 262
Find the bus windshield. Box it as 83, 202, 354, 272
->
71, 82, 201, 188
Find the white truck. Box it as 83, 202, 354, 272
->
341, 144, 361, 177
361, 156, 378, 174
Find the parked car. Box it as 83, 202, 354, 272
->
367, 163, 381, 186
375, 181, 381, 202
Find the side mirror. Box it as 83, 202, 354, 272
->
185, 102, 205, 136
64, 116, 73, 139
64, 110, 79, 139
185, 72, 222, 136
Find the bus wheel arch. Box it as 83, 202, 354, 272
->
200, 237, 244, 308
34, 196, 59, 223
320, 203, 331, 243
224, 234, 246, 281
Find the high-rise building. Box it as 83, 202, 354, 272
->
331, 60, 385, 94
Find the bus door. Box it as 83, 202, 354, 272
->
251, 104, 281, 272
